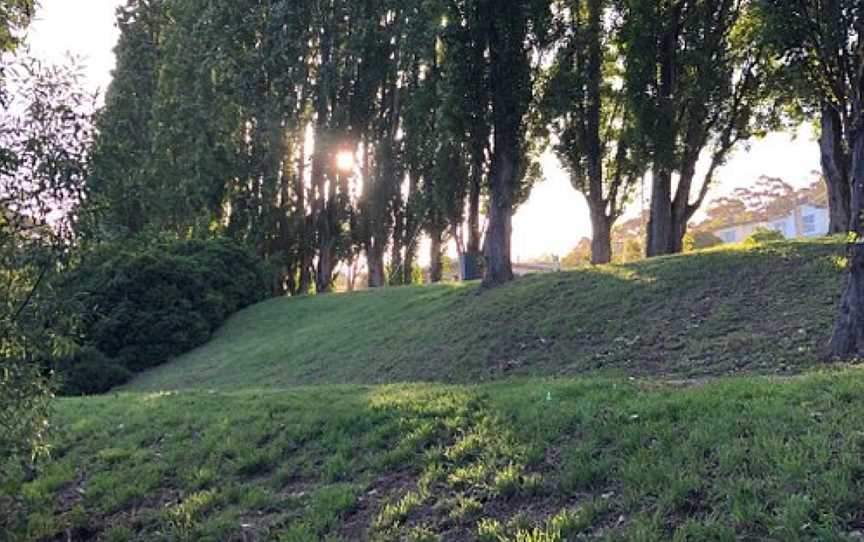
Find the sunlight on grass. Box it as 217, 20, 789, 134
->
9, 371, 864, 539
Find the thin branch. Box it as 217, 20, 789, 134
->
11, 264, 48, 325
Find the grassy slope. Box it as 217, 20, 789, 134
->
129, 239, 845, 391
9, 375, 864, 540
6, 239, 864, 541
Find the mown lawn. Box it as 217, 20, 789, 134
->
126, 239, 847, 392
6, 370, 864, 540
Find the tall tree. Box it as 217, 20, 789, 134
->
88, 0, 166, 237
623, 0, 780, 256
757, 0, 860, 234
443, 0, 491, 257
479, 0, 551, 285
829, 17, 864, 358
543, 0, 644, 264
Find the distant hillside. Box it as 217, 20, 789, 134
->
127, 238, 847, 392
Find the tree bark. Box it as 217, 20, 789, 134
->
467, 161, 483, 254
590, 212, 612, 265
484, 151, 515, 286
829, 37, 864, 359
646, 169, 674, 257
645, 3, 681, 258
830, 243, 864, 357
403, 241, 417, 285
296, 127, 313, 295
429, 227, 443, 283
820, 103, 852, 234
367, 242, 386, 288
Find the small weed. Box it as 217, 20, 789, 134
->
165, 490, 217, 539
376, 491, 425, 529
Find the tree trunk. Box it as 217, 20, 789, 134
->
645, 4, 681, 258
830, 244, 864, 357
403, 241, 417, 285
467, 164, 483, 254
590, 212, 612, 265
669, 213, 687, 254
820, 104, 851, 234
484, 152, 515, 286
429, 228, 443, 283
316, 231, 335, 294
829, 46, 863, 359
646, 169, 674, 257
296, 128, 313, 295
367, 242, 386, 288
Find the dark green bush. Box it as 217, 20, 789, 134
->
57, 238, 268, 394
56, 347, 131, 396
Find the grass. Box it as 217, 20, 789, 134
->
127, 238, 846, 392
3, 238, 862, 540
6, 373, 864, 540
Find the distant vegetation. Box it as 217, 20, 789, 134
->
744, 228, 787, 246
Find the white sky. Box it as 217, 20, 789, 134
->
25, 0, 822, 261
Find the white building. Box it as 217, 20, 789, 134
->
712, 203, 830, 244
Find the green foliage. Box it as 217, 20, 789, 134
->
1, 51, 93, 467
0, 363, 52, 466
86, 0, 167, 238
684, 231, 724, 252
744, 227, 786, 246
561, 238, 592, 268
754, 0, 860, 116
619, 237, 645, 263
56, 238, 268, 394
0, 0, 34, 52
541, 0, 643, 250
54, 348, 131, 397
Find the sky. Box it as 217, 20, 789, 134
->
25, 0, 823, 262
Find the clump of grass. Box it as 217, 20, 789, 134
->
376, 491, 427, 530
165, 490, 217, 539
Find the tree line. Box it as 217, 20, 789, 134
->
77, 0, 774, 284
85, 0, 864, 355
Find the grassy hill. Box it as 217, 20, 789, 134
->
128, 238, 845, 392
6, 238, 864, 541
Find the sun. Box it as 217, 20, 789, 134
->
336, 151, 355, 173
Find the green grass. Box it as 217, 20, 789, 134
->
128, 238, 846, 392
4, 238, 862, 540
6, 373, 864, 540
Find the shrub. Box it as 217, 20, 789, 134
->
744, 227, 785, 246
684, 231, 724, 252
55, 347, 131, 396
57, 238, 268, 394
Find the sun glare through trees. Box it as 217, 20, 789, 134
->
2, 0, 864, 540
